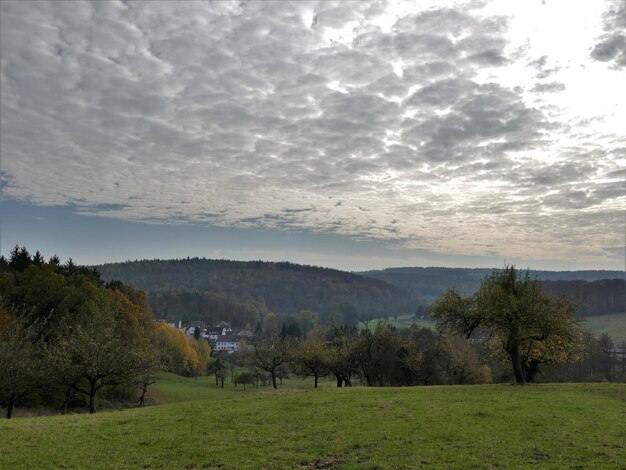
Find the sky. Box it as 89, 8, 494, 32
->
1, 0, 625, 272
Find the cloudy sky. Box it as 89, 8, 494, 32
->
1, 0, 624, 271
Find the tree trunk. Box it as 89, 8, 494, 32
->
336, 376, 343, 387
62, 387, 74, 415
361, 366, 372, 386
89, 382, 98, 414
271, 371, 277, 389
525, 360, 541, 383
508, 345, 527, 384
139, 387, 147, 407
314, 374, 318, 388
6, 396, 15, 419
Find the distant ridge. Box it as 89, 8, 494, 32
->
359, 267, 625, 315
95, 259, 624, 324
359, 266, 623, 281
95, 258, 421, 326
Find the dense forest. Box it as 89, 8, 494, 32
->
95, 259, 422, 326
360, 267, 625, 315
148, 290, 271, 328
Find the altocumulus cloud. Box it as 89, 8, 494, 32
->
0, 0, 624, 264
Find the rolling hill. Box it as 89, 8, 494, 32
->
360, 267, 625, 315
96, 260, 624, 325
95, 258, 422, 326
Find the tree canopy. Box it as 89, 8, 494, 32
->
430, 266, 584, 384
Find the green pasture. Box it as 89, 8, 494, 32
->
1, 377, 624, 469
583, 313, 626, 344
367, 312, 626, 345
362, 314, 436, 331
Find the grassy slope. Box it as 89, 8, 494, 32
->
369, 313, 626, 344
147, 373, 334, 404
1, 378, 624, 469
583, 313, 626, 344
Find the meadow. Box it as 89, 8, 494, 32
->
369, 312, 626, 345
1, 374, 624, 469
583, 313, 626, 344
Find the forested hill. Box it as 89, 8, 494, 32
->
359, 267, 625, 316
539, 279, 625, 316
95, 259, 421, 326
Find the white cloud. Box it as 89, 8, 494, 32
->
0, 0, 624, 265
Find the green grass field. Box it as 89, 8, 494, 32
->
364, 314, 436, 331
583, 313, 626, 344
369, 312, 626, 345
1, 375, 624, 469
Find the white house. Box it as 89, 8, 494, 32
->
214, 335, 240, 352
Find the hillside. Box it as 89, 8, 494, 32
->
1, 379, 624, 469
540, 279, 625, 316
95, 259, 421, 326
360, 267, 626, 315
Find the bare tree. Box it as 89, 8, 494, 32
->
250, 333, 292, 389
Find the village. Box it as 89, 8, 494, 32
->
161, 320, 252, 353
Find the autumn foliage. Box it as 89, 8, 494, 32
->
0, 246, 209, 417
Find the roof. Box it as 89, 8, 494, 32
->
217, 335, 240, 343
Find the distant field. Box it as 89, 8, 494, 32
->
583, 313, 626, 344
369, 312, 626, 344
365, 314, 435, 331
1, 378, 624, 469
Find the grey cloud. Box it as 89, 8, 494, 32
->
591, 34, 626, 65
406, 78, 478, 107
528, 55, 548, 69
590, 0, 625, 68
535, 67, 561, 79
403, 61, 456, 80
527, 55, 560, 79
395, 8, 508, 37
465, 49, 509, 66
531, 82, 566, 93
401, 80, 547, 163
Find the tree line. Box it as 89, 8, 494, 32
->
0, 246, 210, 418
214, 320, 622, 393
221, 266, 622, 389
